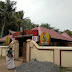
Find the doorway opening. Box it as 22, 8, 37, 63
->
16, 37, 32, 57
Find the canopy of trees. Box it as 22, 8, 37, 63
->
64, 29, 72, 36
0, 0, 36, 38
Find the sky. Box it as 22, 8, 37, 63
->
1, 0, 72, 31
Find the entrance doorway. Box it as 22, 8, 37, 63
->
17, 38, 23, 57
16, 37, 32, 62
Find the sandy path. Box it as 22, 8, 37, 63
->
0, 57, 22, 72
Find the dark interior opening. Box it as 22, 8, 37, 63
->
16, 37, 32, 57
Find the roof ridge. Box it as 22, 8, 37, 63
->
61, 32, 72, 39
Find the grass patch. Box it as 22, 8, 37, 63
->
59, 67, 72, 72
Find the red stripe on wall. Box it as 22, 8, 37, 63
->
32, 43, 54, 51
29, 42, 54, 63
53, 51, 54, 63
60, 50, 61, 66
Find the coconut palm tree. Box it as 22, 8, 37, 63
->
0, 0, 16, 37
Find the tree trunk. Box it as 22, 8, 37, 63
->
1, 21, 5, 38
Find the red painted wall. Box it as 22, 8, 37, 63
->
12, 30, 38, 38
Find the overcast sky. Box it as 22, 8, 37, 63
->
1, 0, 72, 31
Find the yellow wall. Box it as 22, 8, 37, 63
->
26, 40, 72, 67
61, 51, 72, 67
14, 41, 19, 59
0, 40, 19, 59
0, 46, 9, 56
10, 40, 19, 59
31, 46, 53, 62
54, 49, 60, 66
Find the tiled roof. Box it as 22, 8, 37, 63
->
1, 27, 72, 42
9, 30, 16, 35
61, 32, 72, 41
71, 35, 72, 38
0, 35, 12, 42
32, 26, 72, 41
0, 30, 16, 42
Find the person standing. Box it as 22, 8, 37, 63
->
6, 48, 15, 70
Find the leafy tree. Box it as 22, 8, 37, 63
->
64, 29, 72, 36
40, 23, 51, 29
0, 0, 25, 37
0, 0, 36, 38
0, 0, 16, 37
23, 17, 36, 30
15, 11, 24, 19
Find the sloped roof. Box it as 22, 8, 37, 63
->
32, 26, 72, 41
0, 30, 16, 42
0, 35, 12, 42
9, 30, 16, 35
61, 32, 72, 41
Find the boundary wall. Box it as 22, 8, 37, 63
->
0, 40, 19, 59
26, 39, 72, 67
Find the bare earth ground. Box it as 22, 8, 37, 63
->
0, 57, 72, 72
0, 57, 23, 72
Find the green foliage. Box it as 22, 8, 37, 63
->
23, 17, 36, 30
0, 0, 37, 37
15, 11, 24, 19
0, 0, 17, 37
0, 0, 25, 37
40, 23, 51, 29
64, 29, 72, 36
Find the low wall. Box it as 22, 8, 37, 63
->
8, 40, 19, 59
0, 46, 9, 57
26, 40, 72, 67
0, 40, 19, 59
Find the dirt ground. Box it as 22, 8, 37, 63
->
0, 57, 23, 72
1, 57, 72, 72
